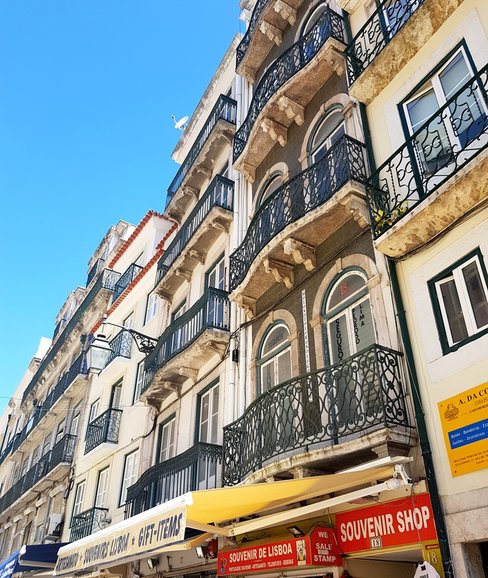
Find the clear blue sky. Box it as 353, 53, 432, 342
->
0, 1, 241, 408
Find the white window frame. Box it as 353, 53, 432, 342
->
88, 399, 100, 424
258, 323, 292, 392
119, 450, 139, 506
95, 468, 110, 508
159, 418, 176, 463
145, 291, 159, 324
72, 480, 86, 519
133, 361, 145, 403
198, 383, 219, 445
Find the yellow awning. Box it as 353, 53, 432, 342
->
55, 461, 409, 576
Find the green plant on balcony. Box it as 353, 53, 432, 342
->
374, 201, 409, 234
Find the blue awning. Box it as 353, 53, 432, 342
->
0, 544, 67, 578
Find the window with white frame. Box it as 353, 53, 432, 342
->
158, 417, 176, 463
198, 383, 219, 445
258, 323, 292, 393
95, 467, 110, 508
429, 249, 488, 352
133, 360, 145, 403
145, 291, 159, 324
88, 399, 100, 424
119, 450, 139, 506
206, 255, 226, 290
72, 480, 86, 519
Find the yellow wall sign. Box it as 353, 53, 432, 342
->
438, 381, 488, 477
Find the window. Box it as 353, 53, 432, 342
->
198, 383, 219, 445
95, 468, 110, 508
257, 173, 284, 208
158, 417, 176, 463
403, 48, 486, 177
144, 291, 159, 324
70, 407, 81, 435
171, 300, 187, 353
110, 381, 122, 409
72, 481, 86, 519
429, 249, 488, 352
134, 252, 145, 267
206, 255, 226, 290
258, 323, 292, 393
133, 361, 145, 403
119, 450, 139, 506
55, 420, 66, 444
88, 399, 100, 424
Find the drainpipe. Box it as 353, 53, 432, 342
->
388, 258, 454, 578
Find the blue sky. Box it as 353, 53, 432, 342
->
0, 1, 241, 408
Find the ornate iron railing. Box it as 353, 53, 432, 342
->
105, 331, 133, 367
0, 435, 76, 515
166, 95, 237, 206
368, 64, 488, 237
85, 409, 122, 454
156, 176, 234, 287
233, 7, 345, 162
346, 0, 424, 85
9, 353, 87, 456
223, 344, 409, 485
230, 135, 367, 291
21, 269, 120, 403
70, 507, 109, 541
143, 288, 230, 392
236, 0, 269, 70
86, 258, 106, 287
125, 443, 223, 517
113, 263, 143, 301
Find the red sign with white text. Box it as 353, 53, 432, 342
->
217, 527, 342, 575
335, 494, 437, 553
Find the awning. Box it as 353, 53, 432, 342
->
55, 460, 411, 576
0, 543, 67, 578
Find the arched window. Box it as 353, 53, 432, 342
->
256, 173, 284, 208
308, 107, 345, 166
301, 3, 328, 37
258, 322, 291, 392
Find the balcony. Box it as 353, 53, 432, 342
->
155, 176, 234, 301
367, 64, 488, 258
22, 269, 120, 404
236, 0, 307, 83
8, 352, 88, 458
125, 442, 223, 517
346, 0, 462, 104
0, 434, 76, 515
142, 289, 230, 405
223, 345, 412, 485
230, 136, 367, 308
70, 507, 109, 541
86, 258, 106, 287
113, 263, 143, 301
104, 331, 132, 367
85, 408, 122, 454
233, 7, 346, 181
165, 95, 237, 221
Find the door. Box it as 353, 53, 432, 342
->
171, 300, 187, 353
197, 384, 220, 489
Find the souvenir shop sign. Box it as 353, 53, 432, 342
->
217, 526, 341, 575
335, 494, 437, 553
438, 381, 488, 477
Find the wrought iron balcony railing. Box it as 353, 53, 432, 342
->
86, 258, 106, 287
143, 288, 230, 392
166, 95, 237, 206
368, 64, 488, 237
85, 408, 122, 454
125, 442, 223, 518
8, 352, 87, 457
223, 344, 409, 485
156, 175, 234, 287
70, 507, 109, 541
113, 263, 143, 301
104, 331, 133, 368
236, 0, 269, 70
346, 0, 424, 85
233, 7, 345, 162
0, 434, 76, 515
21, 269, 120, 404
230, 135, 367, 291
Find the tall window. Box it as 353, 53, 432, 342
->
119, 450, 139, 506
95, 468, 110, 508
133, 361, 145, 403
144, 291, 159, 324
206, 255, 226, 290
403, 48, 486, 176
72, 481, 86, 519
197, 383, 220, 488
258, 323, 292, 393
429, 249, 488, 352
88, 399, 99, 424
158, 417, 176, 463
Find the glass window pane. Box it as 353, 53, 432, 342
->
277, 349, 292, 384
439, 53, 470, 99
328, 274, 365, 309
262, 325, 289, 355
261, 360, 274, 391
439, 278, 469, 343
407, 88, 439, 132
328, 314, 351, 363
462, 261, 488, 329
350, 299, 375, 351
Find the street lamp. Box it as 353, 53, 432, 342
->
86, 314, 158, 372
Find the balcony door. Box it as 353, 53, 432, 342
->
156, 417, 176, 504
404, 49, 487, 180
323, 271, 379, 433
197, 383, 219, 489
206, 256, 226, 327
171, 300, 187, 354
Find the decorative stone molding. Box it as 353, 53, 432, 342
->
195, 165, 212, 180
283, 238, 316, 271
182, 185, 199, 199
261, 118, 287, 146
237, 161, 257, 183
277, 96, 304, 125
174, 267, 192, 282
178, 367, 198, 383
236, 294, 257, 318
274, 0, 297, 25
263, 257, 294, 288
339, 191, 370, 229
188, 249, 206, 264
336, 0, 362, 13
259, 21, 282, 45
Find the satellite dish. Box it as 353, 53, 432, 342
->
171, 114, 189, 130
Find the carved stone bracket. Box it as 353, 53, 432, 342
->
240, 65, 257, 84
178, 367, 198, 383
188, 249, 206, 264
211, 218, 232, 233
274, 0, 296, 25
283, 238, 316, 271
182, 185, 199, 199
339, 191, 370, 229
259, 20, 282, 45
322, 46, 346, 77
261, 118, 287, 147
237, 161, 256, 183
174, 267, 192, 282
264, 257, 294, 288
236, 294, 257, 319
196, 165, 212, 180
277, 96, 304, 125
